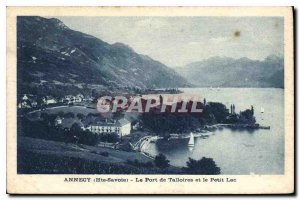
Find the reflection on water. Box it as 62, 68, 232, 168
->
145, 88, 284, 175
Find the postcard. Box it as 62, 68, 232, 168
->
7, 6, 294, 194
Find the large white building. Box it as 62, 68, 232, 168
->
86, 118, 131, 137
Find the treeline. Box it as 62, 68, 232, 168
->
140, 102, 256, 135
18, 117, 119, 146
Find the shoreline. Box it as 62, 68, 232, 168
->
136, 131, 213, 159
138, 136, 162, 159
135, 123, 271, 158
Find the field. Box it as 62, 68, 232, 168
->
17, 136, 182, 174
18, 136, 151, 164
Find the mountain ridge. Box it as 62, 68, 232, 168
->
174, 55, 284, 88
17, 16, 190, 97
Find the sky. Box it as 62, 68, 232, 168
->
56, 16, 284, 67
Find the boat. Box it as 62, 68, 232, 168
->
243, 143, 255, 147
188, 132, 195, 146
199, 135, 209, 139
261, 107, 264, 113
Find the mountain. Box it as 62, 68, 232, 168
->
17, 16, 190, 97
175, 55, 284, 88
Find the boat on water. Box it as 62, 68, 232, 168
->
243, 143, 255, 147
188, 132, 195, 146
261, 107, 264, 113
199, 135, 209, 139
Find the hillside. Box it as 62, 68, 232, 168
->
17, 136, 182, 174
17, 16, 190, 97
175, 55, 284, 88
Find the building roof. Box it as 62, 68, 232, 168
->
90, 122, 117, 127
86, 117, 130, 127
116, 118, 131, 126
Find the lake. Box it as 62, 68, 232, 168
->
144, 88, 284, 175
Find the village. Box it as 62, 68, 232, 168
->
17, 93, 144, 148
18, 93, 91, 109
17, 92, 191, 174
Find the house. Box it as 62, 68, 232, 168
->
18, 94, 38, 108
18, 100, 31, 109
54, 116, 63, 126
132, 121, 140, 131
86, 118, 131, 137
55, 116, 84, 131
74, 94, 84, 102
62, 95, 75, 104
30, 100, 38, 107
22, 94, 29, 101
84, 95, 94, 102
42, 96, 57, 105
61, 94, 84, 104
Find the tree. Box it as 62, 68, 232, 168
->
154, 153, 170, 169
77, 113, 85, 120
69, 123, 82, 142
58, 111, 65, 117
70, 123, 82, 133
112, 110, 125, 120
203, 102, 229, 123
239, 109, 256, 125
100, 133, 119, 143
182, 157, 220, 175
64, 112, 75, 118
40, 112, 49, 120
40, 113, 57, 126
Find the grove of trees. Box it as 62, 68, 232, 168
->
182, 157, 221, 175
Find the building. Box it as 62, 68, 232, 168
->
22, 94, 29, 101
60, 94, 84, 104
132, 121, 140, 131
42, 96, 57, 105
74, 94, 84, 102
117, 118, 131, 135
18, 94, 38, 108
30, 100, 38, 107
18, 100, 31, 108
55, 116, 84, 131
86, 118, 131, 137
61, 95, 74, 104
54, 116, 63, 126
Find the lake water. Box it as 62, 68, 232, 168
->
144, 88, 284, 175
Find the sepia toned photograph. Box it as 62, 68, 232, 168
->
6, 7, 294, 194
